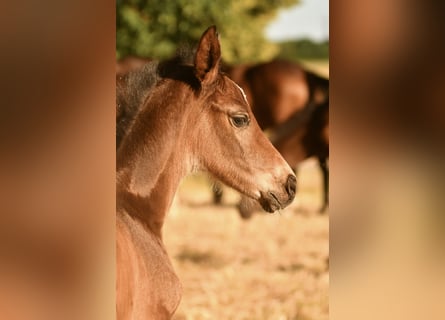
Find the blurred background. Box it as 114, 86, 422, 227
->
1, 0, 445, 319
116, 0, 328, 63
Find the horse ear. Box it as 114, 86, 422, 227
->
194, 26, 221, 84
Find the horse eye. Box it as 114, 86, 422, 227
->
230, 114, 250, 128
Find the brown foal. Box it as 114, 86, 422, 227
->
116, 26, 296, 319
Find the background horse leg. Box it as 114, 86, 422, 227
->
212, 181, 224, 204
319, 157, 329, 213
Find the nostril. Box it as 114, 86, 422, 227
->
286, 174, 297, 197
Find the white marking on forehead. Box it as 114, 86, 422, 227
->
228, 78, 248, 104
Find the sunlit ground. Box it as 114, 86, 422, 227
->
300, 60, 329, 78
164, 159, 329, 320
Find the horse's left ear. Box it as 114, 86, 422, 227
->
194, 26, 221, 84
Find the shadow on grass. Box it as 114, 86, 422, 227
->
175, 248, 227, 268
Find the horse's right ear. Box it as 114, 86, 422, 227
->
194, 26, 221, 85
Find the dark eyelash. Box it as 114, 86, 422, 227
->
230, 114, 250, 128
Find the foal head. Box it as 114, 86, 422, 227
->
184, 26, 296, 212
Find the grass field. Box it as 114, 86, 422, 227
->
164, 159, 329, 320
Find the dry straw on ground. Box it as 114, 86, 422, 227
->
164, 159, 329, 320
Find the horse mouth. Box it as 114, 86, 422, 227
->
258, 192, 284, 213
257, 174, 296, 213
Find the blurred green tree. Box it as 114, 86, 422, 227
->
116, 0, 299, 64
278, 38, 329, 61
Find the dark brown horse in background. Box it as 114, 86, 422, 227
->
214, 60, 329, 214
116, 26, 296, 319
223, 59, 328, 129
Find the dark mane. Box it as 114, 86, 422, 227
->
269, 100, 328, 145
172, 43, 195, 65
116, 46, 201, 149
116, 61, 159, 148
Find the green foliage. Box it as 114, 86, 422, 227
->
277, 38, 329, 61
116, 0, 299, 64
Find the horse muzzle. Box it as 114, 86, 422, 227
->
259, 174, 296, 213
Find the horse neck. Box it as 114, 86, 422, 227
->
269, 101, 319, 145
273, 125, 309, 165
117, 154, 185, 239
117, 86, 193, 238
272, 102, 329, 165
